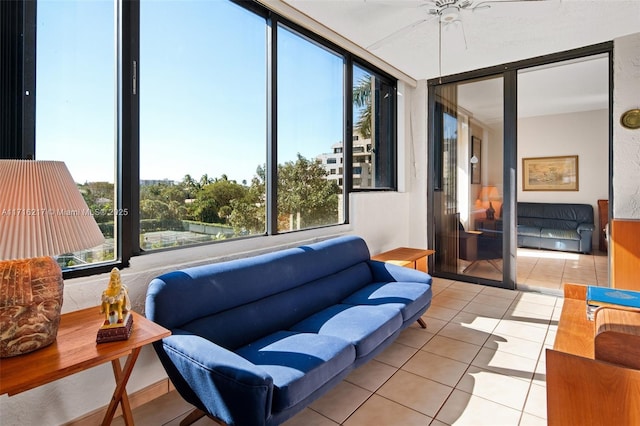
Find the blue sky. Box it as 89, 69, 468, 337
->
36, 0, 349, 184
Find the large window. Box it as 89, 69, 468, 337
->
352, 64, 396, 189
16, 0, 397, 274
35, 0, 116, 268
140, 0, 267, 249
277, 25, 344, 231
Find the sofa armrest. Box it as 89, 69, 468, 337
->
160, 330, 274, 425
367, 260, 432, 285
577, 223, 595, 233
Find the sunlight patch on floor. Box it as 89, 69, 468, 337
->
517, 248, 580, 261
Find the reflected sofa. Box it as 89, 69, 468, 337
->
145, 235, 432, 426
514, 202, 595, 254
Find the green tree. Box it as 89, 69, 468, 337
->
353, 76, 372, 139
190, 176, 248, 224
229, 155, 340, 234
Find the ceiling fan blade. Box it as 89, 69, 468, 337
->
367, 16, 434, 50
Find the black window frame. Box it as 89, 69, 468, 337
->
4, 0, 398, 279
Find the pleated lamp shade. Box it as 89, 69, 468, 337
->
0, 160, 105, 357
0, 160, 105, 260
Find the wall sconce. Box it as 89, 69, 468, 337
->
0, 160, 105, 357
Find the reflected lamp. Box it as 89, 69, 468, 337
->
0, 160, 105, 357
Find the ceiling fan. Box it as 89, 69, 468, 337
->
367, 0, 551, 74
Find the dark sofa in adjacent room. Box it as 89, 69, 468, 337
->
515, 202, 595, 254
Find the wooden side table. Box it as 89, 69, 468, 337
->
371, 247, 435, 273
0, 307, 170, 426
546, 283, 640, 425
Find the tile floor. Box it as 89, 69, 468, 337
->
116, 277, 562, 426
460, 248, 607, 293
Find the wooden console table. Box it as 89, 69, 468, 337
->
546, 284, 640, 425
371, 247, 435, 273
0, 307, 170, 426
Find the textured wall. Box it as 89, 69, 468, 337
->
613, 33, 640, 218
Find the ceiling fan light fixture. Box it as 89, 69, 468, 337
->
440, 6, 459, 23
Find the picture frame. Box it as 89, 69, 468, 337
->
471, 136, 481, 184
522, 155, 579, 191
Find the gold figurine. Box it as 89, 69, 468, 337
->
97, 267, 133, 343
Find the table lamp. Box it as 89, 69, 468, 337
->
0, 160, 105, 357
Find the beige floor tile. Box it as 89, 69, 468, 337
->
431, 295, 470, 311
471, 293, 516, 309
519, 412, 547, 426
396, 327, 436, 349
483, 333, 544, 361
309, 381, 371, 424
402, 350, 468, 387
448, 281, 484, 293
424, 304, 460, 321
343, 394, 431, 426
377, 370, 453, 417
438, 322, 492, 346
501, 308, 551, 330
374, 342, 419, 368
479, 286, 520, 300
450, 311, 500, 334
421, 335, 482, 364
509, 298, 556, 315
456, 366, 531, 410
421, 316, 448, 334
493, 319, 549, 343
345, 359, 397, 392
471, 347, 537, 382
284, 408, 339, 426
462, 301, 509, 318
523, 383, 547, 420
438, 288, 477, 302
435, 389, 522, 426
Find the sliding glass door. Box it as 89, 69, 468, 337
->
431, 75, 506, 287
429, 45, 611, 291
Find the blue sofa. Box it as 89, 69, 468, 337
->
515, 202, 595, 254
145, 236, 432, 426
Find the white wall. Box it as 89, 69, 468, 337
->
518, 109, 609, 205
517, 109, 609, 247
613, 33, 640, 219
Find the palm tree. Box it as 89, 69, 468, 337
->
353, 76, 372, 139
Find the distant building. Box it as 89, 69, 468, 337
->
316, 134, 373, 189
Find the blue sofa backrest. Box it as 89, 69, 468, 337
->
146, 235, 373, 349
517, 202, 593, 230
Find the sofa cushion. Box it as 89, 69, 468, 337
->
517, 225, 541, 237
342, 282, 432, 323
146, 235, 372, 331
236, 331, 355, 413
181, 262, 373, 350
290, 304, 402, 358
541, 228, 580, 241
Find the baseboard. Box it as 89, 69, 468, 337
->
63, 378, 174, 426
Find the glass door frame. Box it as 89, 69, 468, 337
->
427, 42, 613, 289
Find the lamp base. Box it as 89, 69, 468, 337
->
0, 257, 63, 358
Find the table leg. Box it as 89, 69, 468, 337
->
102, 348, 141, 426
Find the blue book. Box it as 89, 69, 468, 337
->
586, 286, 640, 320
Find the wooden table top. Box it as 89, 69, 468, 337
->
371, 247, 435, 263
553, 283, 595, 358
0, 306, 170, 396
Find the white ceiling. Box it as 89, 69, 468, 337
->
276, 0, 639, 119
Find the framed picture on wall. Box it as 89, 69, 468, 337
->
522, 155, 579, 191
471, 136, 481, 184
